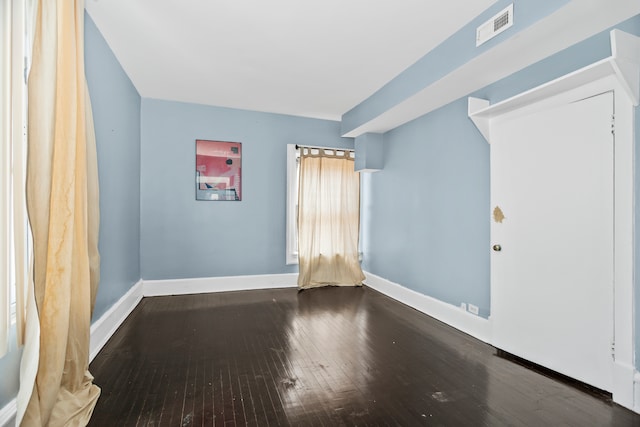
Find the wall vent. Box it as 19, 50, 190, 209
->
476, 4, 514, 47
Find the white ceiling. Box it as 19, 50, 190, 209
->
85, 0, 497, 121
86, 0, 640, 129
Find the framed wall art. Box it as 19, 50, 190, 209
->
195, 140, 242, 201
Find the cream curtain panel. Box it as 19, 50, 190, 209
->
297, 147, 365, 289
17, 0, 101, 425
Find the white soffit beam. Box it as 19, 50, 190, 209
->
342, 0, 640, 137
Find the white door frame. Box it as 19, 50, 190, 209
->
490, 87, 616, 392
468, 29, 640, 410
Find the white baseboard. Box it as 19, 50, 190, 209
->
363, 271, 492, 344
632, 370, 640, 413
0, 399, 15, 427
362, 272, 639, 413
142, 273, 298, 297
92, 274, 298, 360
89, 273, 297, 360
611, 360, 636, 410
90, 279, 144, 361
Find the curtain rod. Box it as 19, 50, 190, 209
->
295, 144, 354, 152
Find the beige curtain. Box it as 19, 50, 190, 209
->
297, 147, 365, 289
17, 0, 101, 425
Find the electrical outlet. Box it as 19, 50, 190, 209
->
468, 304, 479, 315
460, 303, 467, 311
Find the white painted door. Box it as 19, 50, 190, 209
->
491, 91, 614, 391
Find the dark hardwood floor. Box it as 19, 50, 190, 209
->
88, 286, 640, 426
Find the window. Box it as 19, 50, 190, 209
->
1, 0, 11, 335
286, 144, 358, 265
1, 0, 30, 356
285, 144, 299, 264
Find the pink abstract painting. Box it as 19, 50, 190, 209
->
196, 140, 242, 201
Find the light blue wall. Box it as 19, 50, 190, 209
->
0, 327, 22, 412
362, 99, 490, 315
140, 99, 352, 280
85, 13, 142, 321
355, 133, 384, 171
362, 15, 640, 321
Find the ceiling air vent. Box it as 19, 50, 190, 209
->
476, 4, 514, 47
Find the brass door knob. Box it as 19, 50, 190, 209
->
493, 244, 502, 252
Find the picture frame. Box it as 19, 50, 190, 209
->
195, 140, 242, 201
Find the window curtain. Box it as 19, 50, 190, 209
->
17, 0, 101, 425
297, 147, 365, 289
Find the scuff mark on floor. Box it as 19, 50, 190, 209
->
181, 412, 194, 426
349, 409, 369, 417
281, 377, 298, 388
431, 391, 451, 403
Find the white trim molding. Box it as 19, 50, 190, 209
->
469, 29, 640, 143
88, 274, 298, 361
143, 273, 298, 297
363, 271, 492, 344
89, 280, 144, 362
285, 144, 299, 265
633, 371, 640, 413
467, 28, 639, 411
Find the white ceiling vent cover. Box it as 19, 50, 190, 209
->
476, 4, 514, 47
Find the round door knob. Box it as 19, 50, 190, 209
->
493, 244, 502, 252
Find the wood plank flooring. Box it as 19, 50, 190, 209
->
88, 286, 640, 426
